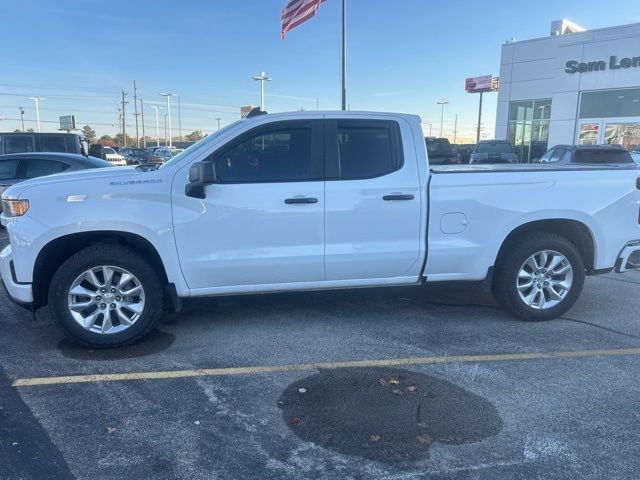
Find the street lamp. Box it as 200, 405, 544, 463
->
437, 100, 449, 138
252, 71, 272, 111
159, 92, 176, 147
216, 118, 222, 131
28, 97, 44, 132
18, 107, 25, 132
150, 105, 163, 147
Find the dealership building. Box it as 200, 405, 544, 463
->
495, 20, 640, 162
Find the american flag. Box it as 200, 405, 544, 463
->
281, 0, 326, 39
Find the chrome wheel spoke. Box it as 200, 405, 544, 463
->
115, 308, 133, 326
69, 300, 94, 311
101, 310, 114, 333
84, 310, 101, 330
120, 285, 143, 297
102, 267, 115, 288
120, 301, 143, 316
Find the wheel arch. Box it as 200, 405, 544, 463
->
32, 231, 169, 309
494, 219, 596, 275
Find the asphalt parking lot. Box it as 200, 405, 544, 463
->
1, 229, 640, 480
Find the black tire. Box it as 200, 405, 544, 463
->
48, 244, 163, 347
493, 232, 585, 321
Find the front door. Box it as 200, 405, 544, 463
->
173, 119, 325, 291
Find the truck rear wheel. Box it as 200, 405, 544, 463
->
493, 233, 585, 321
48, 244, 163, 347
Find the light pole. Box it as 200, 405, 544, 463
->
150, 106, 163, 147
164, 114, 168, 147
252, 72, 271, 111
28, 97, 44, 132
216, 118, 222, 130
437, 100, 449, 138
18, 107, 25, 132
160, 92, 176, 147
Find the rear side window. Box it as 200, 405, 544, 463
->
574, 149, 633, 164
37, 136, 67, 152
0, 159, 20, 180
24, 159, 70, 179
335, 120, 403, 179
4, 136, 34, 154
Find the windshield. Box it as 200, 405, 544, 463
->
426, 139, 453, 155
103, 147, 115, 154
476, 142, 513, 154
130, 148, 147, 155
161, 120, 244, 168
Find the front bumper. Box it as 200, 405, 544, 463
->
0, 244, 33, 306
616, 241, 640, 273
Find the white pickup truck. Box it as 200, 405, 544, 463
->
1, 111, 639, 347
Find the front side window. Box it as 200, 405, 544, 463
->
574, 149, 633, 164
336, 120, 402, 179
213, 123, 314, 183
24, 159, 70, 178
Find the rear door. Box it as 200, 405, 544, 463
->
324, 118, 422, 281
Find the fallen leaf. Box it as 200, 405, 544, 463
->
194, 421, 200, 425
388, 378, 400, 385
12, 442, 18, 446
369, 434, 381, 442
106, 427, 116, 434
287, 417, 302, 427
378, 378, 388, 386
407, 385, 418, 393
417, 421, 428, 428
298, 388, 307, 394
417, 434, 432, 445
391, 388, 404, 395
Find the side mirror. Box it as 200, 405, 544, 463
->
185, 161, 217, 199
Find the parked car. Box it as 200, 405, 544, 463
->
119, 148, 164, 166
0, 132, 86, 156
424, 137, 461, 165
151, 147, 173, 162
0, 152, 111, 212
2, 111, 640, 347
631, 145, 640, 165
538, 145, 635, 165
88, 145, 127, 166
469, 140, 519, 164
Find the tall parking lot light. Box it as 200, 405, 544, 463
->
150, 106, 163, 147
160, 93, 176, 147
18, 107, 25, 131
252, 72, 271, 111
28, 97, 44, 132
437, 100, 449, 138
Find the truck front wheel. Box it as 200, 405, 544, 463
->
493, 233, 585, 321
48, 245, 163, 347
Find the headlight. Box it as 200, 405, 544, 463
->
1, 199, 29, 217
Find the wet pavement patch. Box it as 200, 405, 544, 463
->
57, 329, 175, 360
279, 367, 503, 464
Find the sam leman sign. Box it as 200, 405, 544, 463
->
565, 55, 640, 74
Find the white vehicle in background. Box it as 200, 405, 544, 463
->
632, 145, 640, 165
1, 110, 639, 348
102, 147, 127, 166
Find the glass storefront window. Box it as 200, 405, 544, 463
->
578, 124, 599, 145
579, 88, 640, 119
603, 122, 640, 150
507, 99, 551, 162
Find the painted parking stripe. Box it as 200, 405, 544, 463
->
11, 347, 640, 387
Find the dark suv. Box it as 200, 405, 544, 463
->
0, 132, 85, 155
469, 140, 518, 164
425, 138, 461, 165
538, 145, 635, 165
119, 147, 164, 165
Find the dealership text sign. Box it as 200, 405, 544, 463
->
565, 55, 640, 74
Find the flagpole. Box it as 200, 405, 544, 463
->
341, 0, 347, 111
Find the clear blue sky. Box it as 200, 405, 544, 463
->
1, 0, 638, 139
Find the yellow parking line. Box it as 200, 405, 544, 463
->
11, 347, 640, 387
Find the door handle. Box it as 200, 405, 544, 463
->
383, 194, 414, 201
284, 197, 318, 204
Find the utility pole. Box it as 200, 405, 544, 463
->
437, 100, 449, 138
140, 99, 146, 148
476, 91, 484, 143
216, 118, 221, 130
453, 114, 458, 144
316, 97, 320, 110
160, 93, 176, 148
120, 90, 128, 146
252, 72, 271, 111
18, 107, 25, 131
133, 81, 140, 147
